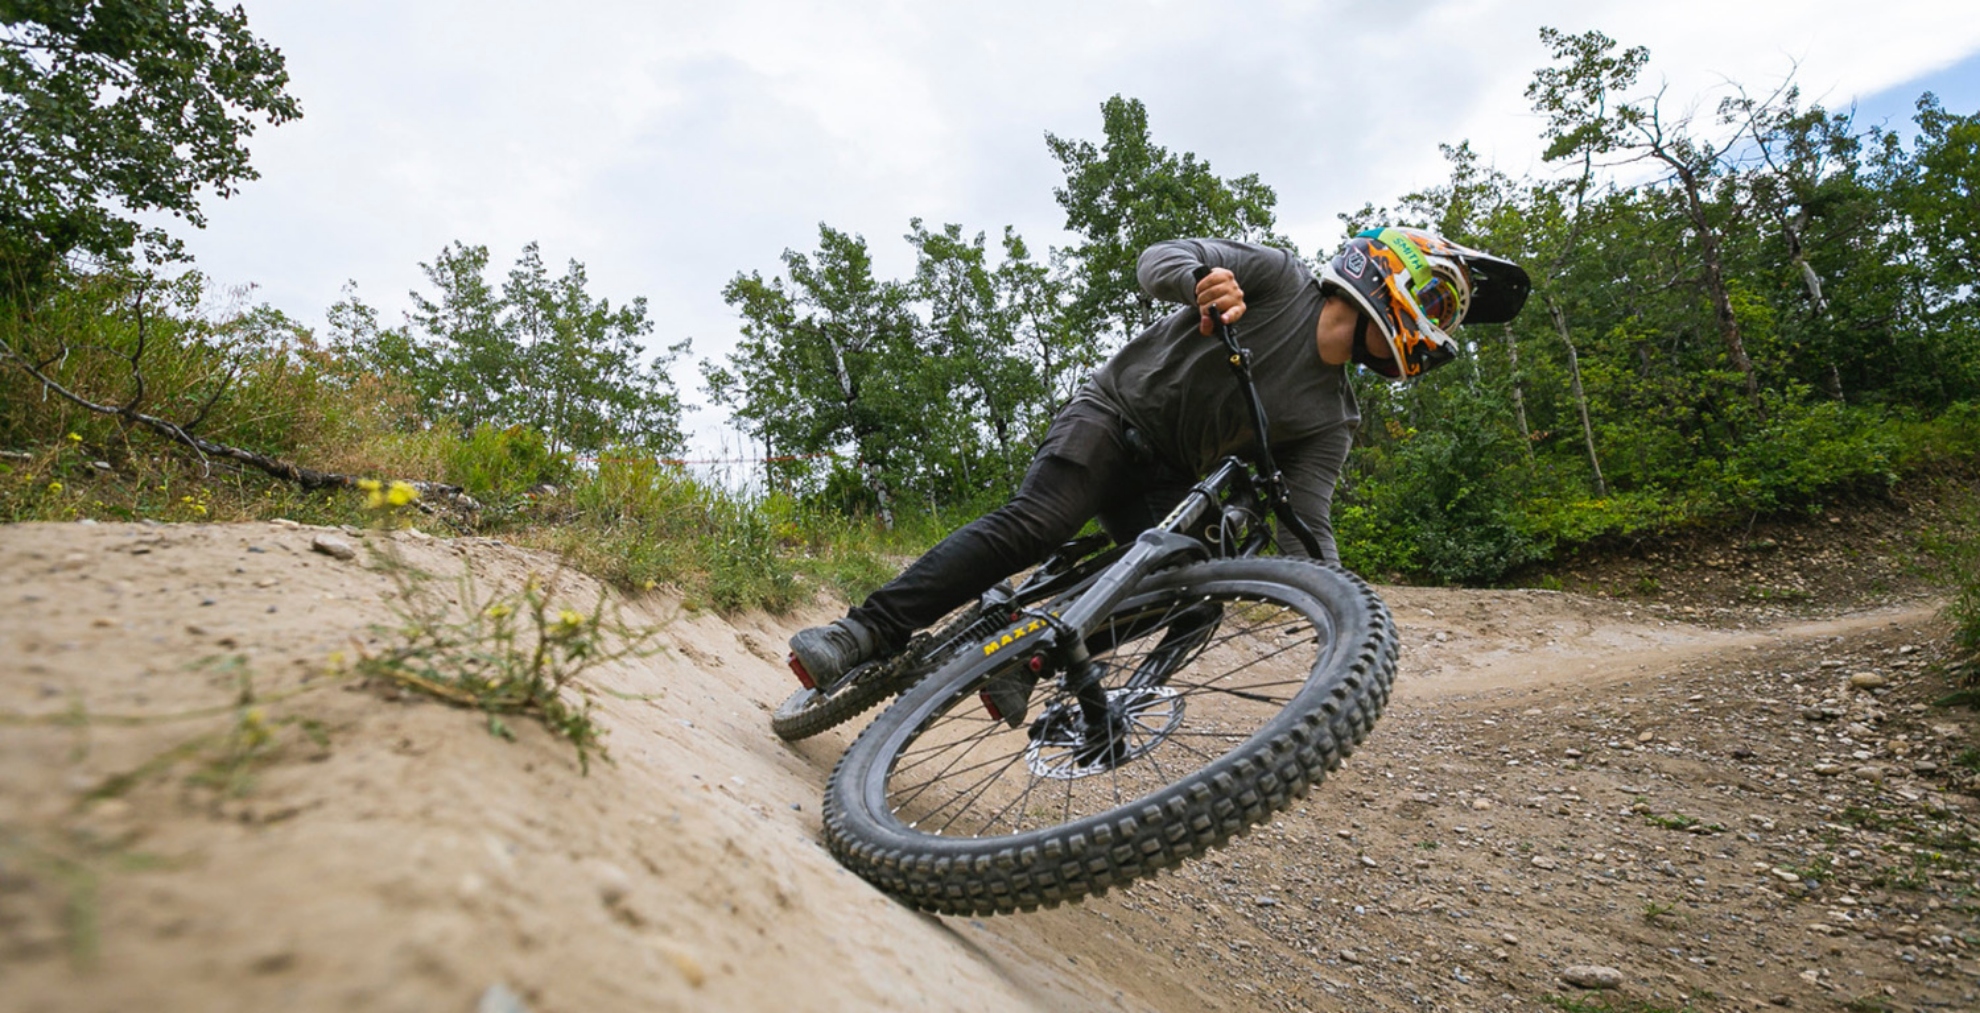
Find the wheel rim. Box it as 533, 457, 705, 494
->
874, 579, 1333, 841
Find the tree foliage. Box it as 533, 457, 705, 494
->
698, 73, 1979, 568
0, 0, 300, 290
1047, 95, 1287, 344
1326, 30, 1980, 583
332, 242, 685, 456
702, 97, 1297, 526
11, 13, 1974, 588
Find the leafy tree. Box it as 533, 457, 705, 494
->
502, 243, 684, 455
330, 242, 685, 455
1876, 95, 1980, 406
1903, 95, 1980, 283
705, 224, 917, 521
905, 219, 1060, 499
992, 227, 1092, 407
1530, 27, 1766, 417
0, 0, 300, 290
407, 242, 510, 431
1047, 95, 1286, 346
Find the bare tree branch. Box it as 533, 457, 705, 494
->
183, 365, 236, 433
0, 327, 478, 515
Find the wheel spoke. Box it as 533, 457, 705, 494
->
873, 576, 1353, 844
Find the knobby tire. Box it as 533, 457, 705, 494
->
821, 557, 1397, 916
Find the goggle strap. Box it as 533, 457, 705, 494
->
1371, 228, 1434, 292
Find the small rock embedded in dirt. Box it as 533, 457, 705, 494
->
310, 535, 356, 561
591, 861, 633, 906
1849, 672, 1887, 690
1560, 965, 1624, 990
1340, 949, 1363, 964
656, 944, 706, 987
478, 983, 532, 1013
1531, 856, 1558, 870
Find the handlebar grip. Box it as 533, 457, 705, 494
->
1191, 264, 1231, 339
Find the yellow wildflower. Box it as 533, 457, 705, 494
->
47, 481, 62, 493
386, 481, 418, 506
238, 707, 271, 748
485, 604, 513, 619
550, 609, 586, 639
65, 432, 82, 442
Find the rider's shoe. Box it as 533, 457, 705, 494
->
788, 615, 882, 692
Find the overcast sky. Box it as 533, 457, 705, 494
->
174, 1, 1980, 458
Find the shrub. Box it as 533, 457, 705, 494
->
1711, 399, 1899, 514
442, 424, 575, 503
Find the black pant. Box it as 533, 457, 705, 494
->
850, 398, 1193, 647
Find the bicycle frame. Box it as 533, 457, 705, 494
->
972, 308, 1331, 734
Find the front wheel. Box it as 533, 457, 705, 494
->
822, 558, 1397, 916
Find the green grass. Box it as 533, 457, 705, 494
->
1643, 812, 1725, 834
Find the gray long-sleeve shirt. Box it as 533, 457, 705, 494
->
1086, 238, 1360, 559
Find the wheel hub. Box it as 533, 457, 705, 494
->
1023, 686, 1185, 778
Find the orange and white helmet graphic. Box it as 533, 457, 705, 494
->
1320, 227, 1531, 379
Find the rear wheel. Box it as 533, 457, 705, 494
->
821, 558, 1396, 915
771, 601, 1013, 742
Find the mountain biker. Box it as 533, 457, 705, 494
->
788, 227, 1532, 691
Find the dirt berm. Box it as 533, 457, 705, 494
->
3, 521, 1976, 1012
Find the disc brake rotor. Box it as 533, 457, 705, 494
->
1023, 686, 1185, 779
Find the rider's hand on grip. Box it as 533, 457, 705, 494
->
1192, 265, 1246, 336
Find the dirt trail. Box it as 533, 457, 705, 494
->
2, 521, 1975, 1012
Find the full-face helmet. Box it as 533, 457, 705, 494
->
1319, 227, 1531, 379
